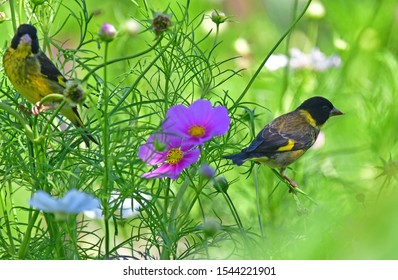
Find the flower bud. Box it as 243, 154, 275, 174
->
99, 23, 117, 42
31, 0, 46, 5
64, 80, 84, 105
199, 164, 216, 180
214, 175, 229, 193
151, 11, 172, 37
202, 219, 221, 238
211, 11, 227, 25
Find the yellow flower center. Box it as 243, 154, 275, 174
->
188, 125, 206, 137
166, 148, 183, 165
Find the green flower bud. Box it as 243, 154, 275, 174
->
214, 175, 229, 193
211, 11, 227, 25
202, 219, 221, 238
64, 81, 84, 105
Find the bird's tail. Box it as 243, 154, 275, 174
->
62, 106, 98, 147
223, 152, 250, 166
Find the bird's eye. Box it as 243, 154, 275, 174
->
322, 105, 330, 111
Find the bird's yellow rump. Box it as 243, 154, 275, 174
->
3, 23, 97, 146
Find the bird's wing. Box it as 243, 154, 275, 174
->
37, 51, 67, 88
243, 112, 319, 153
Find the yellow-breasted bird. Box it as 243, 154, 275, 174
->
3, 23, 97, 146
224, 96, 343, 188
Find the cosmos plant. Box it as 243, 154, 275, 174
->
138, 99, 230, 179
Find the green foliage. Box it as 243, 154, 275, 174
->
0, 0, 398, 260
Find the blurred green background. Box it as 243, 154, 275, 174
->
1, 0, 398, 259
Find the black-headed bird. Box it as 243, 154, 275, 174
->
224, 96, 343, 188
2, 23, 97, 146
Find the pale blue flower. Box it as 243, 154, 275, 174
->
29, 189, 100, 214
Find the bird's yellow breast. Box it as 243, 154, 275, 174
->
3, 46, 61, 104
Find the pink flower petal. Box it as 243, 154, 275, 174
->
162, 99, 230, 146
138, 142, 167, 165
189, 99, 213, 124
205, 106, 230, 136
141, 147, 200, 179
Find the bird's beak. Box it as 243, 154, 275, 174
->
330, 107, 343, 116
20, 34, 32, 45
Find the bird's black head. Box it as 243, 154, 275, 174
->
11, 24, 40, 54
296, 96, 343, 126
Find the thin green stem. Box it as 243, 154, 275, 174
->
0, 183, 16, 256
101, 41, 111, 259
0, 102, 34, 141
279, 0, 299, 109
80, 39, 162, 84
230, 0, 313, 112
254, 165, 265, 238
9, 0, 17, 31
18, 211, 40, 259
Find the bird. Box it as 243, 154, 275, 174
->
224, 96, 343, 188
2, 23, 97, 146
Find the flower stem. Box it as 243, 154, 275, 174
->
8, 0, 17, 32
230, 0, 313, 112
254, 165, 265, 238
101, 41, 111, 258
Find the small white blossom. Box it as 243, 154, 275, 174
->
84, 192, 150, 219
265, 48, 341, 72
29, 189, 100, 214
124, 19, 141, 36
307, 1, 326, 19
265, 54, 289, 71
234, 38, 251, 56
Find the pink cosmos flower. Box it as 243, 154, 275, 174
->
162, 99, 230, 146
138, 132, 200, 179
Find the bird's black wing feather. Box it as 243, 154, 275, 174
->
37, 51, 67, 87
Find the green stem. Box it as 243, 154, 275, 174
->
8, 0, 17, 32
0, 182, 16, 256
230, 0, 313, 112
80, 38, 162, 84
160, 178, 172, 260
254, 165, 265, 238
0, 102, 34, 141
101, 41, 111, 259
18, 0, 23, 26
18, 211, 40, 259
65, 216, 79, 260
279, 0, 299, 109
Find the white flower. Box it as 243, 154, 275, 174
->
124, 19, 141, 36
84, 192, 150, 219
265, 54, 289, 71
307, 1, 326, 19
265, 48, 341, 72
234, 38, 251, 56
29, 189, 100, 214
